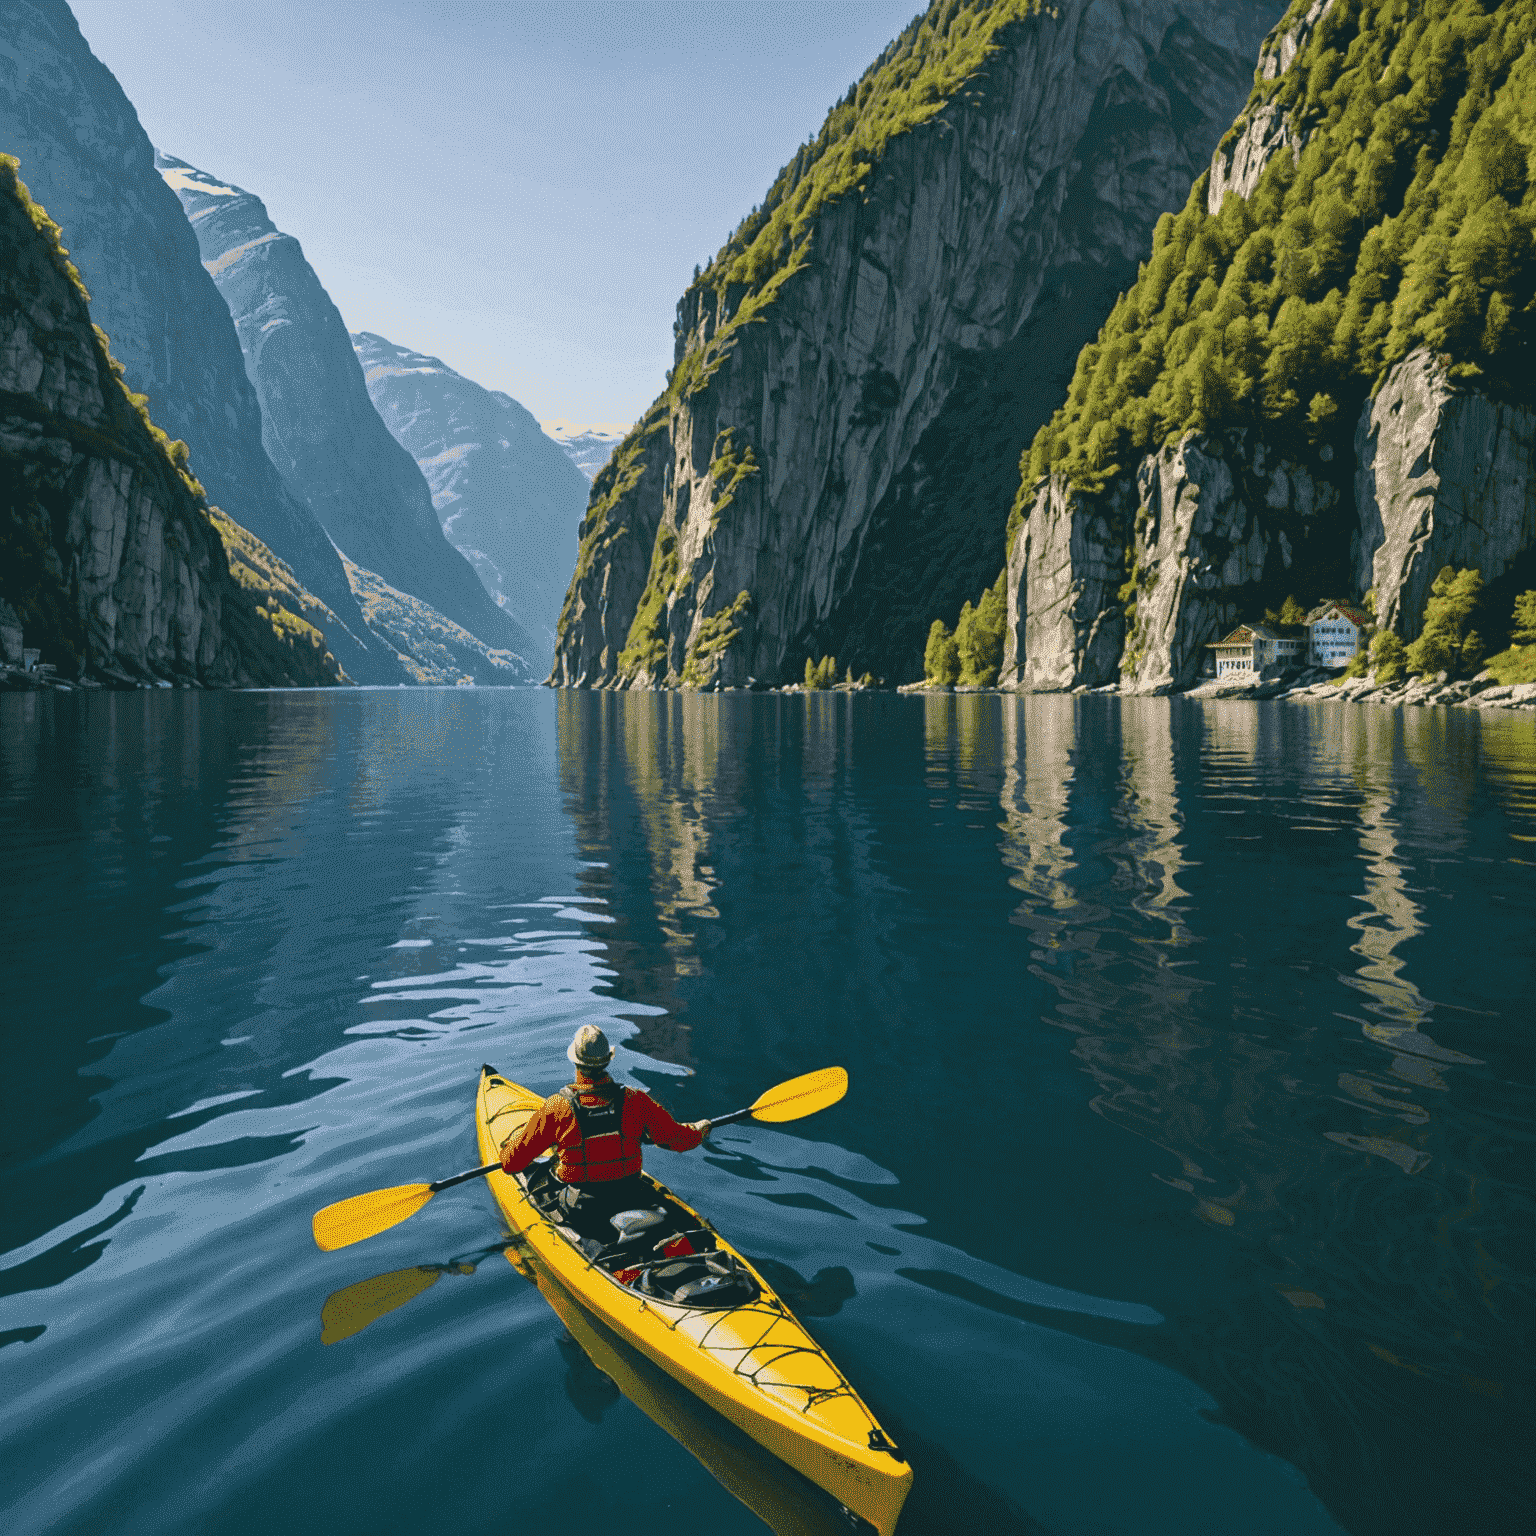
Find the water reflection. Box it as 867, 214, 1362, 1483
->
2, 691, 1530, 1536
979, 695, 1534, 1531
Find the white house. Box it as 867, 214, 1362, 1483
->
1207, 623, 1307, 677
1304, 601, 1370, 668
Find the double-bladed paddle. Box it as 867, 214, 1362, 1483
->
311, 1065, 848, 1253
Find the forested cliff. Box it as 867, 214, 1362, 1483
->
1003, 0, 1536, 693
552, 0, 1282, 688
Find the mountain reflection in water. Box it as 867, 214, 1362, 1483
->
0, 688, 1529, 1536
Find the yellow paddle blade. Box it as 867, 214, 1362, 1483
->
312, 1183, 436, 1252
320, 1265, 443, 1345
749, 1066, 848, 1123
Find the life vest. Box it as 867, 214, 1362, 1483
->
555, 1079, 643, 1183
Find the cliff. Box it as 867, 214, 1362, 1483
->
551, 0, 1282, 688
159, 156, 536, 676
0, 0, 396, 683
352, 331, 589, 663
1003, 0, 1536, 692
0, 156, 339, 688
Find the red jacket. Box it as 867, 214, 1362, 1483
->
498, 1073, 704, 1183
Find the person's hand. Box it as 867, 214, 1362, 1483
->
689, 1119, 712, 1136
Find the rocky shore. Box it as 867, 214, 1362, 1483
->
895, 669, 1536, 710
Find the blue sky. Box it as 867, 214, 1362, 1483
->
69, 0, 921, 427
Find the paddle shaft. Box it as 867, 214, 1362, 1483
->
431, 1163, 500, 1192
704, 1106, 755, 1129
316, 1068, 844, 1251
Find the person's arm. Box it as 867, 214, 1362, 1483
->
632, 1091, 709, 1151
499, 1098, 566, 1174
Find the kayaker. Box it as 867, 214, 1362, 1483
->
496, 1025, 711, 1221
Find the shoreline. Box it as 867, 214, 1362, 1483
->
894, 671, 1536, 711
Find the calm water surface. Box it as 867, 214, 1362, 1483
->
1, 689, 1531, 1536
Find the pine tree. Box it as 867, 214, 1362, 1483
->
955, 572, 1008, 686
1370, 630, 1407, 684
1511, 590, 1536, 644
1405, 566, 1484, 677
924, 620, 960, 685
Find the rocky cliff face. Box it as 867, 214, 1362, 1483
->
1004, 429, 1345, 692
352, 331, 589, 663
0, 0, 395, 682
0, 157, 338, 687
159, 157, 535, 675
1355, 348, 1536, 642
552, 0, 1282, 688
1003, 345, 1536, 694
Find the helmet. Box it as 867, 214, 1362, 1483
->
567, 1024, 614, 1068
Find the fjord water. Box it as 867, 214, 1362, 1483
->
1, 689, 1530, 1536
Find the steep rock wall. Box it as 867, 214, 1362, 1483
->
555, 405, 674, 687
1356, 347, 1536, 641
352, 331, 589, 663
552, 0, 1282, 689
0, 0, 394, 682
1004, 354, 1535, 694
160, 156, 534, 673
1000, 476, 1129, 690
1003, 432, 1343, 691
0, 158, 339, 687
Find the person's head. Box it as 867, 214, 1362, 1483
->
567, 1024, 613, 1076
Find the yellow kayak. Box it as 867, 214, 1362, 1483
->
475, 1065, 913, 1535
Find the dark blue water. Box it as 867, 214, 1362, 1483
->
1, 688, 1531, 1536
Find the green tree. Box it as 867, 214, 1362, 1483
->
957, 571, 1008, 685
804, 655, 839, 689
923, 620, 959, 685
1369, 630, 1407, 684
1405, 566, 1485, 677
1264, 594, 1308, 627
1512, 590, 1536, 644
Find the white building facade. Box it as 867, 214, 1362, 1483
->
1305, 601, 1370, 668
1208, 624, 1306, 676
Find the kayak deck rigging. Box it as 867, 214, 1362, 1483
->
515, 1150, 872, 1422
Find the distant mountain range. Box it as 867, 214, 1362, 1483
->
0, 0, 571, 688
353, 334, 591, 664
158, 153, 536, 677
540, 420, 628, 482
